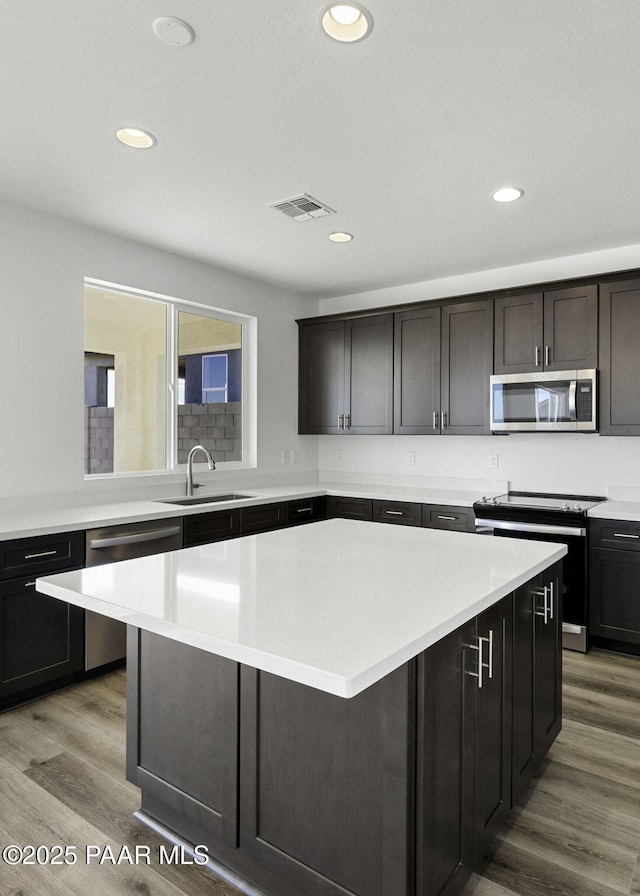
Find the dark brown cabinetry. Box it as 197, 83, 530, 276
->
285, 496, 327, 526
327, 495, 373, 521
0, 531, 85, 708
599, 278, 640, 435
298, 314, 393, 435
240, 502, 287, 534
512, 562, 562, 803
494, 285, 597, 374
184, 508, 241, 547
422, 505, 475, 532
372, 499, 422, 526
590, 519, 640, 648
394, 300, 493, 435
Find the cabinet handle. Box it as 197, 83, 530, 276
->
296, 506, 313, 514
437, 515, 457, 521
545, 345, 551, 366
345, 413, 351, 429
385, 510, 404, 516
468, 635, 491, 688
433, 411, 439, 431
486, 629, 494, 679
88, 526, 182, 550
533, 585, 549, 622
338, 414, 344, 429
468, 638, 484, 689
24, 581, 37, 589
24, 549, 58, 560
441, 411, 447, 430
535, 346, 541, 367
548, 580, 554, 621
614, 533, 640, 539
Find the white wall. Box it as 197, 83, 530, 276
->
316, 246, 640, 497
0, 199, 318, 502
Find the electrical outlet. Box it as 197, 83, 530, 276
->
407, 451, 415, 465
281, 450, 289, 465
291, 450, 298, 464
488, 454, 499, 469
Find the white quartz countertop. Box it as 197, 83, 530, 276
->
588, 500, 640, 522
0, 480, 504, 541
38, 519, 566, 699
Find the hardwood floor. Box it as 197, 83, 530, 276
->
0, 649, 638, 896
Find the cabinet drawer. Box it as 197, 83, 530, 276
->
590, 519, 640, 551
184, 509, 241, 547
0, 531, 85, 580
372, 500, 421, 527
241, 503, 287, 535
327, 496, 373, 521
286, 497, 327, 526
423, 505, 474, 532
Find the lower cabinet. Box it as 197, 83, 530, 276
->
512, 562, 562, 803
0, 530, 85, 709
127, 568, 561, 896
423, 504, 475, 532
327, 495, 373, 521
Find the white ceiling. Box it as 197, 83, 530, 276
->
3, 1, 640, 299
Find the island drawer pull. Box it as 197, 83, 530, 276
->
614, 533, 640, 539
437, 515, 457, 521
468, 635, 491, 688
89, 526, 182, 550
24, 550, 58, 560
548, 580, 554, 620
532, 586, 550, 623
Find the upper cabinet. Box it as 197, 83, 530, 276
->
599, 278, 640, 435
298, 314, 393, 435
394, 300, 493, 435
494, 285, 597, 374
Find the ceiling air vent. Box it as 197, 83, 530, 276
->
268, 194, 336, 222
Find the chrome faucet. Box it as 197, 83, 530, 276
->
186, 445, 216, 496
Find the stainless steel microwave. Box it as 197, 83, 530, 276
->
490, 369, 597, 432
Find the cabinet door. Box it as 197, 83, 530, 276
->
512, 564, 562, 804
298, 320, 345, 434
416, 619, 475, 896
394, 306, 442, 434
183, 508, 241, 547
127, 629, 239, 848
240, 664, 412, 896
240, 502, 286, 534
543, 284, 598, 371
494, 293, 543, 374
599, 278, 640, 435
0, 577, 84, 706
473, 596, 512, 867
327, 495, 373, 521
441, 299, 493, 434
590, 547, 640, 645
344, 314, 393, 434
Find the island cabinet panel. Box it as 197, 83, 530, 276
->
473, 596, 513, 866
239, 664, 413, 896
416, 618, 475, 896
126, 629, 239, 849
511, 562, 562, 804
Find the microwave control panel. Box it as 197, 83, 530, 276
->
577, 381, 594, 421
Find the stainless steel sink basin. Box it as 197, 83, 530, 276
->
156, 493, 256, 506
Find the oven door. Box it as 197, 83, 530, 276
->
475, 518, 587, 651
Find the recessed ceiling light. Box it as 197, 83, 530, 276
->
320, 3, 373, 42
491, 187, 524, 203
328, 232, 354, 242
152, 16, 195, 47
115, 128, 156, 149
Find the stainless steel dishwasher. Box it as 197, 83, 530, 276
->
84, 518, 183, 670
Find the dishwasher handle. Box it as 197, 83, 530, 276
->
88, 525, 182, 550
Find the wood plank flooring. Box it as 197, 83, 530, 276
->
0, 649, 638, 896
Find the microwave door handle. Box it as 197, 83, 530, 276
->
568, 380, 577, 421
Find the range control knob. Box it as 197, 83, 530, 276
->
562, 502, 570, 512
480, 496, 487, 503
574, 503, 582, 512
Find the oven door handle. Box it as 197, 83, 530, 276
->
475, 518, 586, 537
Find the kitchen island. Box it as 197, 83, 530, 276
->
38, 519, 566, 896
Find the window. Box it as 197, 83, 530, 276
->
84, 281, 251, 476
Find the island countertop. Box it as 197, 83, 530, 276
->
37, 518, 566, 698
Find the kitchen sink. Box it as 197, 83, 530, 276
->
156, 493, 257, 506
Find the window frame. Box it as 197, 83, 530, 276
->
84, 277, 256, 479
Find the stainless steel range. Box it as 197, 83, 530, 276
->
474, 491, 605, 652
